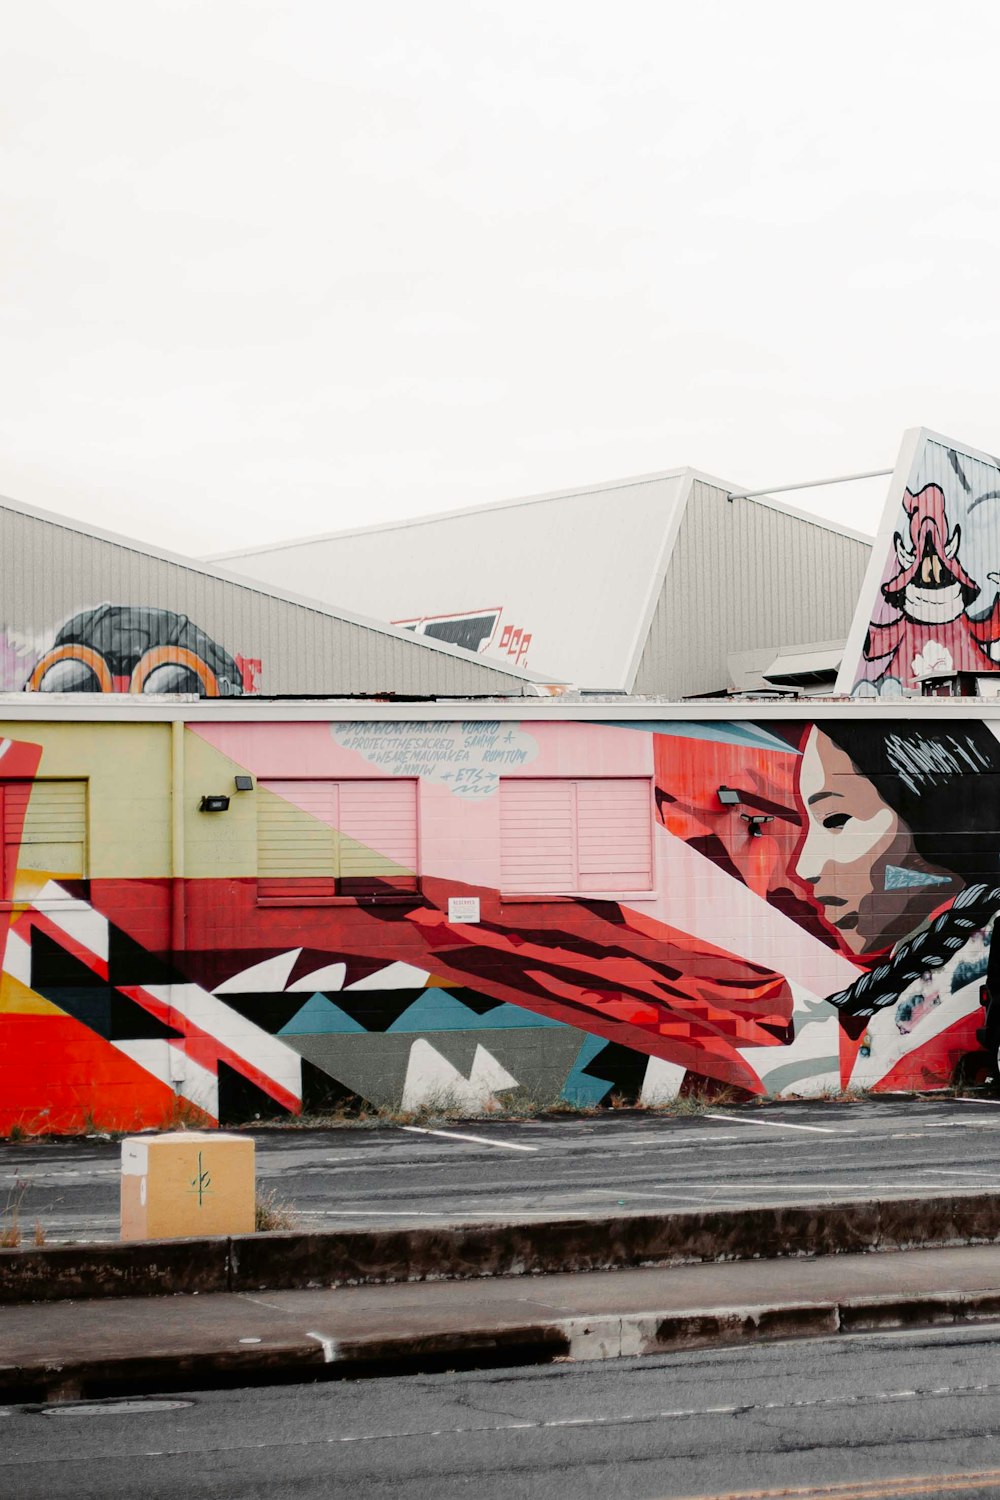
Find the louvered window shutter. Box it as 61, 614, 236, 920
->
2, 781, 87, 902
258, 780, 419, 901
499, 780, 576, 893
338, 780, 418, 896
500, 778, 652, 894
576, 779, 652, 892
258, 781, 338, 902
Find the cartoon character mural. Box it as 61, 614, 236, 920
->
2, 713, 999, 1134
861, 485, 1000, 690
850, 437, 1000, 697
19, 605, 257, 695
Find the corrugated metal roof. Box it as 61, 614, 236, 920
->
0, 492, 556, 697
209, 470, 694, 689
213, 464, 874, 695
211, 462, 872, 558
631, 479, 871, 697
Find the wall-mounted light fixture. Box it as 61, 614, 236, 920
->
717, 786, 741, 807
234, 775, 254, 792
199, 794, 231, 813
741, 813, 773, 838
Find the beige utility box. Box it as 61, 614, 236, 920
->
120, 1131, 255, 1241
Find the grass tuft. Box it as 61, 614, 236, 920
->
254, 1186, 297, 1233
1, 1172, 32, 1248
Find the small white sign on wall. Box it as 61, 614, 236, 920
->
448, 896, 481, 924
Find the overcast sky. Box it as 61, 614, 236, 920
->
2, 0, 999, 556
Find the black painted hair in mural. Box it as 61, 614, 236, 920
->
812, 720, 1000, 1017
816, 719, 1000, 885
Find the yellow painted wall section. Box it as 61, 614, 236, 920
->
0, 721, 173, 879
181, 730, 258, 878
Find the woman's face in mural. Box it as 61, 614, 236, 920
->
794, 728, 960, 956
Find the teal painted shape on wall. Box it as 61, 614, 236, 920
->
560, 1033, 612, 1106
387, 987, 566, 1033
883, 863, 953, 891
476, 1001, 565, 1030
278, 993, 366, 1035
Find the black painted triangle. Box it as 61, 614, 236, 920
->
217, 1059, 294, 1126
42, 987, 113, 1038
109, 992, 183, 1042
581, 1040, 648, 1103
107, 924, 182, 989
215, 992, 308, 1035
31, 927, 105, 991
329, 988, 427, 1033
300, 1057, 362, 1116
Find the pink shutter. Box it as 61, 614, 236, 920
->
500, 780, 576, 893
338, 780, 418, 895
576, 779, 652, 892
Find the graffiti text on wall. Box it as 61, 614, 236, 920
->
330, 720, 538, 796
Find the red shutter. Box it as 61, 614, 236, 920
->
2, 781, 87, 904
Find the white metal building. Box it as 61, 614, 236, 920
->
214, 466, 872, 697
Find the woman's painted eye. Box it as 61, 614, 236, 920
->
822, 812, 851, 831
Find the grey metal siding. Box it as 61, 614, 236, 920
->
0, 507, 538, 697
632, 481, 871, 697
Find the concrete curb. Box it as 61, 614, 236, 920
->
6, 1288, 1000, 1403
4, 1192, 1000, 1305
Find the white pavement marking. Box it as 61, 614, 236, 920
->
915, 1167, 1000, 1178
704, 1114, 837, 1134
953, 1096, 1000, 1106
400, 1126, 538, 1152
317, 1382, 1000, 1446
577, 1188, 742, 1207
295, 1209, 449, 1218
292, 1208, 590, 1220
305, 1332, 337, 1363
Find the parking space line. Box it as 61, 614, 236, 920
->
914, 1167, 1000, 1178
400, 1126, 538, 1152
578, 1188, 740, 1206
704, 1114, 838, 1134
295, 1209, 448, 1218
952, 1097, 1000, 1106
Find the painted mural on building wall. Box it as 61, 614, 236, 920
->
2, 604, 258, 695
393, 606, 533, 666
1, 715, 998, 1134
854, 440, 1000, 696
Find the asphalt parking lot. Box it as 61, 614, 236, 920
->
4, 1096, 1000, 1243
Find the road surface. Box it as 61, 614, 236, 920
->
4, 1322, 1000, 1498
4, 1096, 1000, 1242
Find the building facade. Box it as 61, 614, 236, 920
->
1, 698, 995, 1134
